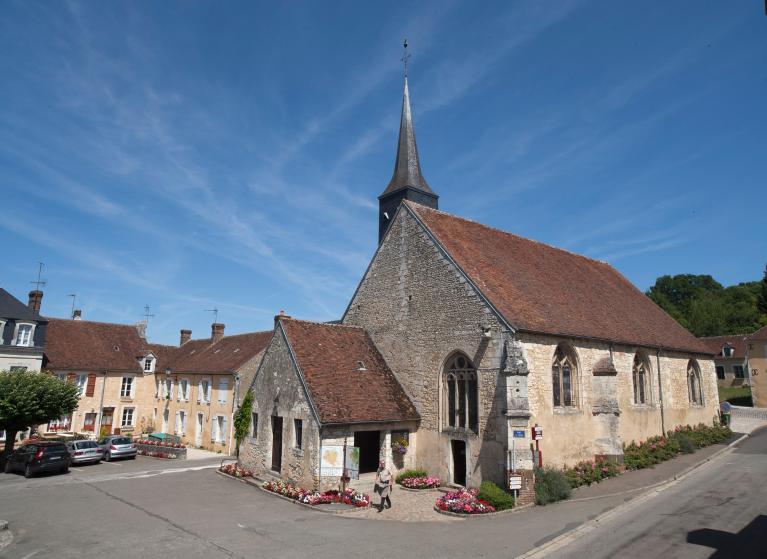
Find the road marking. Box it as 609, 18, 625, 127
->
101, 461, 121, 466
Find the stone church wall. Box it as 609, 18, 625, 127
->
522, 333, 719, 468
344, 208, 509, 488
239, 328, 319, 488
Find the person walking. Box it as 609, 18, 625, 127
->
374, 460, 393, 512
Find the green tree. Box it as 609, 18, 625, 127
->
232, 390, 254, 460
0, 371, 80, 465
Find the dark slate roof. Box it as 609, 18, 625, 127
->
44, 319, 146, 371
168, 331, 273, 373
0, 288, 44, 321
699, 335, 748, 359
406, 201, 711, 354
380, 78, 436, 198
280, 319, 419, 425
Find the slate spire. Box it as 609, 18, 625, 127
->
378, 76, 438, 244
381, 77, 434, 197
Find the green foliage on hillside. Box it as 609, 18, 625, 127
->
646, 269, 767, 337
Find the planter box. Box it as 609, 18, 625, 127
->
136, 443, 187, 459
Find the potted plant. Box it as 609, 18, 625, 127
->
391, 436, 408, 455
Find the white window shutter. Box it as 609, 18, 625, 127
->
131, 378, 136, 399
211, 416, 217, 442
197, 380, 203, 403
175, 411, 180, 434
221, 417, 227, 443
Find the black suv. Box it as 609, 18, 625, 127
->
4, 441, 71, 478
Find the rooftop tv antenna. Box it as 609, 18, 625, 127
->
30, 262, 47, 290
143, 304, 155, 325
205, 307, 220, 323
68, 294, 77, 318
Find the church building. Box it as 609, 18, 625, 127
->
240, 75, 719, 495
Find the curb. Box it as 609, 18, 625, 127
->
567, 434, 749, 503
397, 485, 442, 493
433, 502, 535, 519
215, 470, 367, 515
515, 434, 749, 559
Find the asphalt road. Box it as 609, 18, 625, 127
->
0, 431, 764, 559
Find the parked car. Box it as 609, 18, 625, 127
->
4, 441, 71, 478
97, 436, 137, 461
66, 440, 103, 465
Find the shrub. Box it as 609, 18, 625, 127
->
477, 481, 515, 511
534, 468, 571, 505
677, 433, 695, 454
396, 469, 428, 484
564, 457, 621, 488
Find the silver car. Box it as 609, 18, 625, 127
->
66, 440, 102, 465
97, 436, 137, 461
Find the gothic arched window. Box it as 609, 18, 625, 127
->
688, 360, 703, 405
632, 352, 652, 405
552, 344, 579, 408
443, 353, 478, 433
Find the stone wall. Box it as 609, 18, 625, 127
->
521, 332, 719, 468
344, 208, 510, 488
239, 328, 319, 488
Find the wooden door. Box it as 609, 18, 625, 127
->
271, 416, 283, 472
101, 409, 114, 436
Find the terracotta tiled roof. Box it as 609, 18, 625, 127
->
405, 202, 710, 354
168, 331, 273, 373
280, 319, 419, 425
44, 319, 146, 371
699, 335, 748, 359
747, 325, 767, 342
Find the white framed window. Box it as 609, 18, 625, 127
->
199, 379, 211, 403
48, 414, 71, 432
164, 378, 173, 399
9, 366, 27, 373
13, 323, 35, 347
211, 415, 226, 443
56, 372, 67, 381
75, 374, 87, 396
120, 376, 135, 398
121, 407, 135, 427
144, 357, 154, 372
178, 379, 189, 401
175, 410, 187, 435
218, 379, 228, 404
0, 320, 5, 344
156, 379, 161, 398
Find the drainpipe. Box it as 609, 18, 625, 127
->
655, 350, 666, 436
95, 370, 107, 439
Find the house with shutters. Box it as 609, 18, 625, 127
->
0, 288, 48, 374
42, 316, 271, 453
700, 335, 749, 387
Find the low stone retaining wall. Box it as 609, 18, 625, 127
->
136, 443, 187, 459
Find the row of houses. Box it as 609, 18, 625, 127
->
0, 287, 271, 452
702, 328, 767, 406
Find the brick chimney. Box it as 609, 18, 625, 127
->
28, 290, 43, 312
73, 309, 82, 320
211, 323, 225, 343
180, 329, 192, 346
274, 310, 292, 329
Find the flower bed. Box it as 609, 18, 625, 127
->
435, 489, 495, 515
623, 423, 731, 471
400, 476, 441, 489
135, 440, 187, 459
136, 439, 186, 449
220, 463, 253, 478
262, 480, 370, 508
564, 457, 622, 488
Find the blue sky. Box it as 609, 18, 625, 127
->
1, 1, 765, 345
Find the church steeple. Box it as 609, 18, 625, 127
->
378, 48, 438, 244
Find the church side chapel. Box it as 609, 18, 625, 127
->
240, 59, 719, 494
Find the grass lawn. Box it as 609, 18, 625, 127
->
718, 385, 753, 407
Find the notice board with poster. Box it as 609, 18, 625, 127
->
320, 445, 360, 480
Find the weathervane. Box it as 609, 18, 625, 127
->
205, 307, 220, 323
30, 262, 47, 290
401, 38, 411, 78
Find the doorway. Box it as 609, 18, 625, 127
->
451, 440, 466, 486
196, 413, 203, 447
354, 430, 381, 474
100, 408, 114, 436
271, 416, 283, 472
162, 409, 169, 433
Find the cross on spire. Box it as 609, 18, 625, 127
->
401, 38, 411, 78
30, 262, 46, 290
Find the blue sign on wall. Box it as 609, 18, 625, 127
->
513, 430, 526, 438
